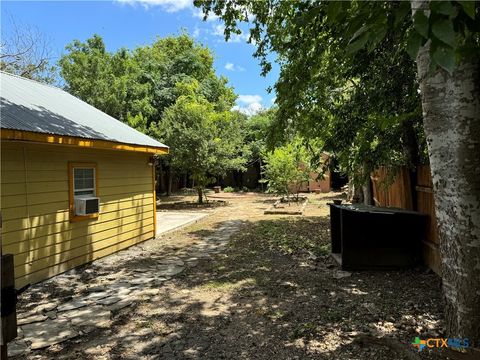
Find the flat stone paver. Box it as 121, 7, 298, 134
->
9, 216, 243, 358
156, 211, 208, 236
17, 314, 48, 326
21, 318, 79, 350
57, 299, 89, 313
59, 305, 111, 327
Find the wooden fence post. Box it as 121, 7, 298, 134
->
1, 211, 18, 359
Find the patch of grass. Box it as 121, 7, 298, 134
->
317, 243, 331, 256
268, 309, 285, 320
232, 217, 331, 257
198, 278, 256, 292
289, 322, 319, 340
214, 265, 227, 272
323, 308, 346, 322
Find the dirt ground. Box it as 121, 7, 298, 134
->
13, 192, 458, 360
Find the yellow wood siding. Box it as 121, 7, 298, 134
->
1, 141, 156, 288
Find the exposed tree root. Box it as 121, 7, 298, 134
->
354, 334, 421, 360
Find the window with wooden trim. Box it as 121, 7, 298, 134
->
68, 162, 99, 221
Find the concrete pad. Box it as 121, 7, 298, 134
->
156, 211, 208, 236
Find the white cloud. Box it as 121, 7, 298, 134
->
192, 7, 219, 21
233, 94, 264, 115
192, 26, 200, 38
116, 0, 191, 12
233, 102, 263, 116
271, 97, 276, 104
230, 33, 249, 43
211, 24, 249, 43
237, 94, 262, 105
225, 62, 245, 72
212, 24, 225, 36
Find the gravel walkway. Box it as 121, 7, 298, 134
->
9, 218, 243, 358
9, 193, 451, 360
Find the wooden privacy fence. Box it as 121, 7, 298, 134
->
371, 167, 413, 210
370, 166, 440, 274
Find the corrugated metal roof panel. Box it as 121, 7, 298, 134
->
0, 71, 168, 150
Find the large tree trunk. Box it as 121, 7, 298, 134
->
167, 168, 172, 196
197, 187, 204, 204
362, 182, 372, 206
402, 117, 421, 167
414, 3, 480, 343
363, 164, 373, 206
158, 163, 165, 194
348, 180, 364, 204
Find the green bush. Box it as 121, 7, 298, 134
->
223, 186, 235, 192
261, 141, 311, 199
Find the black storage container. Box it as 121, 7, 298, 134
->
328, 203, 427, 270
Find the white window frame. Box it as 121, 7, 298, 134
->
69, 162, 98, 221
73, 167, 96, 198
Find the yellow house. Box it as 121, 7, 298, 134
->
0, 72, 169, 289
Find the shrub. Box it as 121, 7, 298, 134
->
261, 141, 311, 199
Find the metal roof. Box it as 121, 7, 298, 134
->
0, 71, 168, 150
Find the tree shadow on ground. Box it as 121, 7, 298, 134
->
114, 218, 447, 359
21, 216, 470, 360
312, 192, 347, 201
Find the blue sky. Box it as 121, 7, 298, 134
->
1, 0, 279, 114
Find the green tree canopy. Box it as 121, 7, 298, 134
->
261, 140, 311, 199
150, 81, 249, 203
195, 1, 431, 186
59, 33, 236, 131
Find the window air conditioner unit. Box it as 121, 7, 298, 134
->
75, 197, 100, 215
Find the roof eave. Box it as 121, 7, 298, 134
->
0, 129, 169, 155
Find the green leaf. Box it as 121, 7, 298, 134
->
394, 1, 411, 27
368, 24, 387, 51
406, 31, 424, 59
350, 25, 369, 43
346, 31, 369, 54
326, 1, 343, 21
432, 19, 456, 47
458, 1, 476, 19
413, 10, 430, 38
430, 1, 455, 16
295, 7, 320, 26
432, 44, 456, 73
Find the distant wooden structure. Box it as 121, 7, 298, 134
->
296, 170, 331, 193
370, 166, 440, 274
295, 153, 331, 193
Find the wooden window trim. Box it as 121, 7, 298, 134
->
68, 162, 99, 222
151, 159, 157, 236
